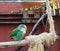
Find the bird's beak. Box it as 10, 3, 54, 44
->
24, 25, 27, 30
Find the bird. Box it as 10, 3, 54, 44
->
10, 24, 27, 41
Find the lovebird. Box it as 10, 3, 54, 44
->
10, 24, 27, 41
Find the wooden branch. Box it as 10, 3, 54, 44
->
0, 40, 29, 48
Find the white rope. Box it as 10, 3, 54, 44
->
25, 32, 58, 51
46, 0, 59, 42
46, 0, 56, 34
25, 0, 59, 51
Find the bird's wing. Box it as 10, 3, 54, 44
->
10, 28, 19, 38
13, 31, 23, 41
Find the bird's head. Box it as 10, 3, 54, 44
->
17, 24, 27, 33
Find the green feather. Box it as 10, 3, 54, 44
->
10, 28, 24, 41
10, 28, 20, 38
10, 24, 27, 41
13, 32, 23, 41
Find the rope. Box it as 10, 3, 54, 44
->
46, 0, 59, 42
25, 0, 59, 51
46, 0, 56, 34
25, 32, 58, 51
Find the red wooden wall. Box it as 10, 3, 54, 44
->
0, 2, 42, 13
0, 2, 59, 51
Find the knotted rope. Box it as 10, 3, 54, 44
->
25, 0, 59, 51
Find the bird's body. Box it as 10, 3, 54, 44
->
10, 24, 27, 41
